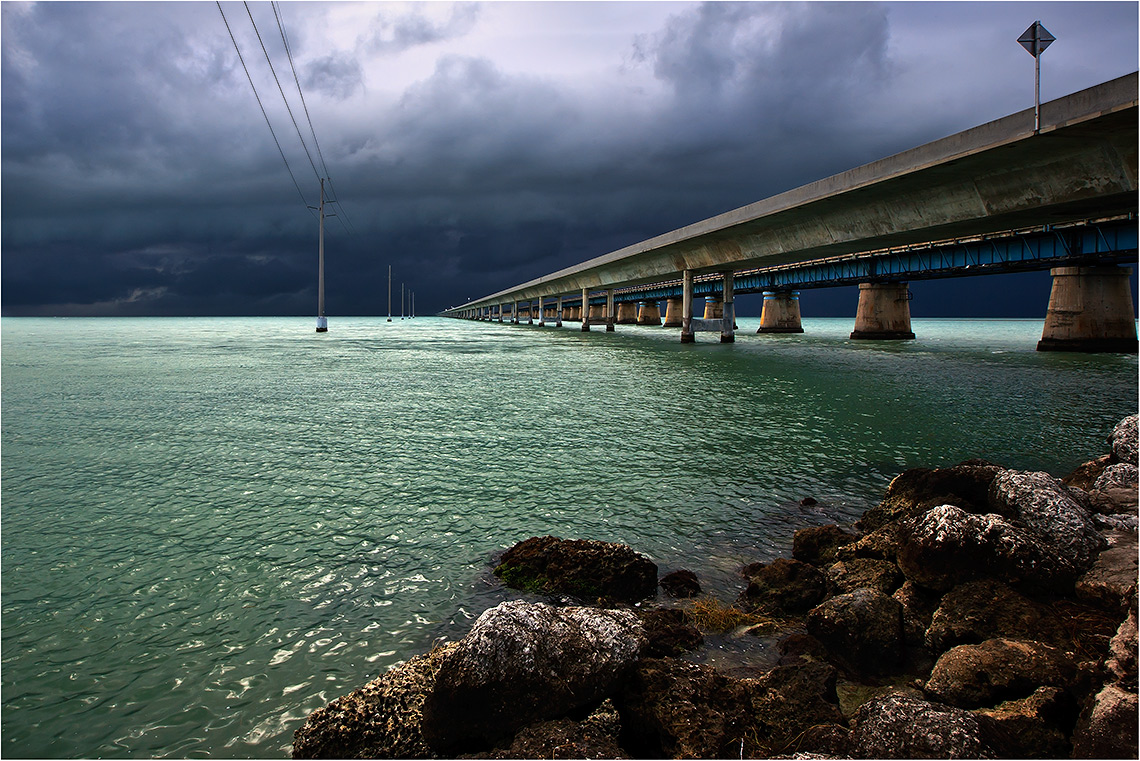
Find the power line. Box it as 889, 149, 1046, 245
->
243, 1, 321, 184
216, 1, 313, 214
271, 1, 356, 236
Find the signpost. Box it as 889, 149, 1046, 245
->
1018, 21, 1055, 134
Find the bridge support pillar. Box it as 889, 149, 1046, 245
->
703, 296, 722, 320
616, 302, 638, 324
581, 288, 591, 332
682, 270, 695, 343
512, 300, 519, 324
721, 272, 735, 343
663, 297, 683, 327
606, 289, 615, 331
556, 296, 564, 327
638, 300, 662, 326
1037, 266, 1138, 353
758, 290, 804, 333
850, 282, 915, 340
537, 296, 546, 327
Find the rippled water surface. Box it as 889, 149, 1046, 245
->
2, 316, 1136, 757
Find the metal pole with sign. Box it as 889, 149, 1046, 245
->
1017, 21, 1055, 134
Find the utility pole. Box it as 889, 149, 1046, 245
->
387, 265, 392, 322
309, 178, 336, 333
411, 291, 415, 319
401, 283, 405, 320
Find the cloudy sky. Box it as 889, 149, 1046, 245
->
2, 1, 1137, 317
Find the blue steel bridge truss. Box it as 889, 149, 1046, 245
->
562, 216, 1138, 306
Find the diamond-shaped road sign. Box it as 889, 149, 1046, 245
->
1018, 21, 1055, 57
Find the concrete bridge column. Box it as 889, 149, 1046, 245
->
588, 303, 606, 323
606, 289, 616, 331
850, 282, 915, 340
721, 272, 735, 343
758, 290, 804, 333
537, 296, 546, 326
616, 302, 638, 324
682, 270, 695, 343
512, 300, 519, 324
703, 296, 722, 319
663, 297, 683, 327
581, 288, 591, 332
556, 296, 564, 327
1037, 266, 1138, 352
638, 300, 662, 326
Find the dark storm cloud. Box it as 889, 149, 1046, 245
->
1, 2, 1136, 317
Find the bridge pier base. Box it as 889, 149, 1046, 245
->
681, 270, 695, 343
556, 296, 564, 327
758, 290, 805, 333
1037, 266, 1138, 353
720, 272, 735, 343
606, 289, 615, 331
850, 282, 915, 340
581, 288, 591, 332
663, 297, 683, 327
616, 302, 638, 324
638, 301, 662, 326
703, 296, 722, 320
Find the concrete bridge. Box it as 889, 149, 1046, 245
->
442, 73, 1138, 352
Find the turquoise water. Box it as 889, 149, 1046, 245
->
2, 316, 1136, 758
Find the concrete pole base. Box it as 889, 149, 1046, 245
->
850, 282, 914, 340
681, 332, 695, 343
637, 302, 662, 326
606, 322, 615, 332
316, 316, 328, 332
720, 333, 735, 343
662, 298, 683, 327
1037, 266, 1138, 353
758, 326, 806, 334
758, 291, 804, 334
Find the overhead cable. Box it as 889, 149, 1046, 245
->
216, 1, 313, 213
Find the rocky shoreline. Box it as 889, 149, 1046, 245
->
292, 415, 1138, 759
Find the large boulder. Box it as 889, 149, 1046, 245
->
636, 607, 703, 658
849, 692, 1000, 758
826, 557, 903, 595
792, 524, 858, 566
988, 470, 1105, 570
493, 536, 658, 604
1075, 530, 1139, 613
1071, 683, 1139, 758
475, 700, 628, 760
1094, 462, 1139, 491
1063, 455, 1112, 490
924, 578, 1070, 655
740, 558, 827, 614
858, 461, 1005, 532
659, 569, 701, 598
1107, 608, 1138, 689
617, 657, 845, 758
924, 638, 1076, 709
421, 600, 645, 753
976, 686, 1076, 759
292, 641, 458, 759
897, 504, 1079, 594
1109, 414, 1138, 466
805, 588, 903, 676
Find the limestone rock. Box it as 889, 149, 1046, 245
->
1107, 608, 1138, 689
421, 600, 645, 752
858, 461, 1005, 532
897, 504, 1078, 594
616, 657, 845, 758
1063, 454, 1113, 490
988, 469, 1105, 571
476, 700, 628, 760
924, 578, 1069, 655
659, 569, 701, 598
616, 657, 744, 759
292, 641, 458, 759
740, 557, 827, 614
805, 588, 904, 676
849, 692, 999, 759
833, 524, 900, 562
792, 524, 858, 566
976, 686, 1076, 759
1076, 530, 1139, 612
1071, 683, 1139, 758
1110, 414, 1139, 466
924, 638, 1076, 709
493, 536, 658, 604
826, 557, 903, 595
1096, 462, 1139, 491
893, 580, 943, 649
637, 607, 703, 658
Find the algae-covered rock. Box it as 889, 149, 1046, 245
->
740, 557, 827, 614
849, 692, 999, 758
806, 588, 904, 676
989, 470, 1105, 570
924, 638, 1076, 709
924, 578, 1069, 655
494, 536, 658, 603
